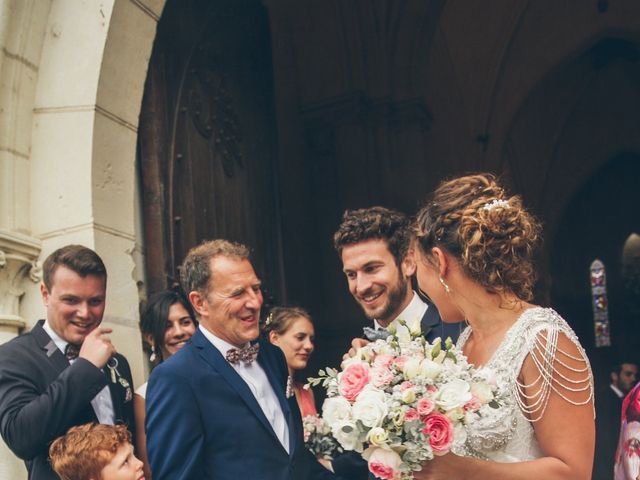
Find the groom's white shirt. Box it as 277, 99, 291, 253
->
373, 291, 427, 330
199, 325, 290, 453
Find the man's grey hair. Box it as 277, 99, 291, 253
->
180, 239, 250, 295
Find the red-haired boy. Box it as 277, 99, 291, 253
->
49, 423, 144, 480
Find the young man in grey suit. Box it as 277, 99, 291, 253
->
0, 245, 135, 480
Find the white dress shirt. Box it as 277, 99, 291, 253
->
43, 321, 115, 425
199, 325, 290, 453
374, 290, 427, 331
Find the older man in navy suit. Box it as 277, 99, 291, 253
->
146, 239, 338, 480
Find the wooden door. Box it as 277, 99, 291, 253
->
138, 0, 283, 300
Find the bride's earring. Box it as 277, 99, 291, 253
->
439, 276, 450, 293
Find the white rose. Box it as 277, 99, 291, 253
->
436, 379, 473, 411
420, 358, 443, 379
357, 345, 374, 363
470, 382, 494, 403
322, 396, 352, 425
402, 357, 421, 380
395, 322, 412, 350
367, 427, 389, 446
341, 354, 364, 368
401, 388, 416, 404
445, 406, 465, 421
332, 420, 363, 452
363, 447, 403, 475
408, 316, 422, 336
353, 387, 388, 428
433, 350, 446, 364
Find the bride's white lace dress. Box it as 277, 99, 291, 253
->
457, 307, 594, 462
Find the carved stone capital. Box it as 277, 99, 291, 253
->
0, 230, 41, 334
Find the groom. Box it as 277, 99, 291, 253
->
145, 239, 338, 480
334, 206, 462, 353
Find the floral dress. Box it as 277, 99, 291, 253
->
457, 307, 594, 462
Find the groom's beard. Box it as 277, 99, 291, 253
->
358, 272, 409, 325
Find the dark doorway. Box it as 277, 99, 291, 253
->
550, 153, 640, 385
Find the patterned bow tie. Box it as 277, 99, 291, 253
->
64, 343, 81, 361
363, 326, 391, 342
226, 343, 260, 365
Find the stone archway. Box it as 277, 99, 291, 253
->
0, 1, 165, 476
26, 0, 166, 386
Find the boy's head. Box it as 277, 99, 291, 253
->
49, 423, 144, 480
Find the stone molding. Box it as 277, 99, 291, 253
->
0, 229, 41, 333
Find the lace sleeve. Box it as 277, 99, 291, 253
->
514, 323, 594, 422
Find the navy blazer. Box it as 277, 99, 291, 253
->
0, 320, 135, 480
146, 330, 337, 480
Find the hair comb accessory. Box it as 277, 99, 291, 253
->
482, 199, 510, 211
265, 312, 273, 326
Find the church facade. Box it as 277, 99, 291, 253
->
1, 1, 639, 477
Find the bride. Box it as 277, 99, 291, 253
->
412, 173, 595, 479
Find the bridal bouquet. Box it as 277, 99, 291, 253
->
302, 414, 343, 460
308, 320, 501, 480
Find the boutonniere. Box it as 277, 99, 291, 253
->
124, 387, 133, 402
286, 375, 294, 399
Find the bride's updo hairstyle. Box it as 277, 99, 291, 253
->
415, 173, 542, 301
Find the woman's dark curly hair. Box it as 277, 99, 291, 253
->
414, 173, 542, 301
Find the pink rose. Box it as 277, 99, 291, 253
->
339, 362, 370, 402
365, 447, 402, 480
399, 381, 414, 391
371, 366, 394, 387
416, 398, 435, 416
373, 354, 394, 369
426, 384, 438, 395
464, 395, 482, 413
392, 356, 407, 370
422, 413, 454, 455
404, 408, 420, 422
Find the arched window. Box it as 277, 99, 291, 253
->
590, 259, 610, 347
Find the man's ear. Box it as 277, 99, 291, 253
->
40, 282, 50, 306
401, 248, 417, 277
188, 291, 208, 318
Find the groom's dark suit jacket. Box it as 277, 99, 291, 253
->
0, 320, 135, 480
146, 330, 338, 480
419, 297, 463, 345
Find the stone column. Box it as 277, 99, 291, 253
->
0, 230, 41, 342
0, 230, 40, 480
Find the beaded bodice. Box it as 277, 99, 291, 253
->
458, 307, 594, 462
